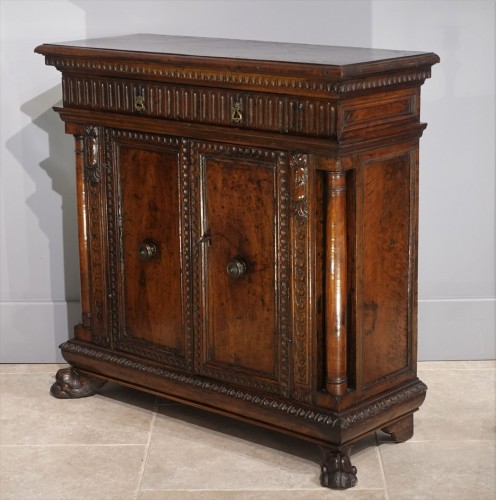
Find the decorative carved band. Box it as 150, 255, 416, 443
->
340, 381, 428, 429
47, 55, 431, 95
61, 340, 340, 426
60, 341, 427, 431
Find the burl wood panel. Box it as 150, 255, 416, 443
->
118, 143, 184, 354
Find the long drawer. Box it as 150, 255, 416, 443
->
62, 74, 338, 138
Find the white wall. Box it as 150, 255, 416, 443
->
1, 0, 494, 362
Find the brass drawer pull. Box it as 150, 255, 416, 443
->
226, 257, 247, 279
135, 95, 145, 112
231, 102, 243, 124
138, 241, 157, 260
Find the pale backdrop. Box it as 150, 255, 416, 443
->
1, 0, 494, 362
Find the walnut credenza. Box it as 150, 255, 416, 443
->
35, 35, 438, 489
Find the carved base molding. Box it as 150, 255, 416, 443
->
58, 340, 426, 432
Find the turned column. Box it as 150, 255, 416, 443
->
325, 171, 348, 396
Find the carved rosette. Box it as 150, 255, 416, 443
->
290, 153, 311, 400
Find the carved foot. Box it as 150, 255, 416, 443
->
382, 414, 414, 443
320, 445, 357, 489
50, 367, 106, 399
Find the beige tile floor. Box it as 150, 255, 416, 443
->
0, 361, 494, 499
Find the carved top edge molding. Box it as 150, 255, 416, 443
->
60, 341, 427, 431
44, 56, 431, 95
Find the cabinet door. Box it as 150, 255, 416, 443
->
107, 130, 193, 370
191, 141, 291, 396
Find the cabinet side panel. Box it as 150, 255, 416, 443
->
360, 150, 413, 388
118, 144, 184, 353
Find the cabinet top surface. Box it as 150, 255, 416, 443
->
35, 34, 439, 78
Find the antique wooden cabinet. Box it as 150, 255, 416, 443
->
35, 35, 438, 489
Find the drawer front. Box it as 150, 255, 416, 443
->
62, 74, 337, 138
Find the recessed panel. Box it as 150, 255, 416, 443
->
361, 153, 412, 387
118, 143, 184, 357
202, 156, 277, 377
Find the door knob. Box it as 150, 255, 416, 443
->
138, 241, 158, 261
226, 257, 247, 279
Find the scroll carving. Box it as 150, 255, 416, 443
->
83, 126, 100, 184
50, 367, 105, 399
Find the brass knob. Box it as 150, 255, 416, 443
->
135, 95, 145, 112
226, 257, 247, 279
138, 241, 157, 260
231, 102, 243, 124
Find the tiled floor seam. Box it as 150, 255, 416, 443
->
0, 443, 150, 447
135, 396, 159, 500
375, 433, 391, 500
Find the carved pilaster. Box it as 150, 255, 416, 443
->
290, 153, 311, 400
74, 133, 91, 336
82, 126, 108, 347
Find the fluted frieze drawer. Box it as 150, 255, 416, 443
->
62, 75, 337, 138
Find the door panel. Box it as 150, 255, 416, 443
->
108, 131, 192, 370
192, 142, 290, 395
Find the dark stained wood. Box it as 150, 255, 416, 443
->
382, 413, 415, 442
35, 34, 439, 79
118, 143, 184, 351
36, 34, 438, 490
320, 445, 357, 489
200, 153, 279, 384
51, 366, 106, 398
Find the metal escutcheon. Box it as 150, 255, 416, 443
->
226, 257, 247, 279
138, 241, 157, 261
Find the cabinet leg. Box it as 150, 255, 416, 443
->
319, 445, 357, 489
50, 367, 106, 399
381, 414, 414, 443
